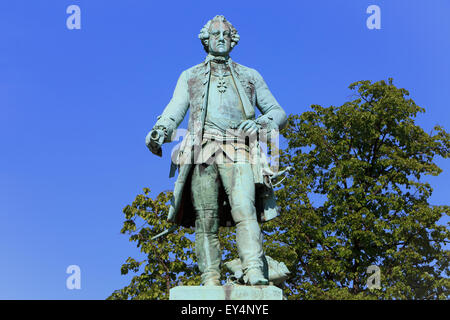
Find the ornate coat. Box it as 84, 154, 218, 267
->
153, 56, 287, 228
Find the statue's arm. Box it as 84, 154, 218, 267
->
152, 70, 190, 142
252, 69, 287, 131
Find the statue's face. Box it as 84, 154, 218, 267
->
208, 21, 232, 56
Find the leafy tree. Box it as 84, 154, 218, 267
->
272, 78, 450, 299
109, 79, 450, 300
107, 189, 199, 300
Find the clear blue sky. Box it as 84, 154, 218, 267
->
0, 0, 449, 299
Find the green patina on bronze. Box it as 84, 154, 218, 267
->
146, 15, 288, 286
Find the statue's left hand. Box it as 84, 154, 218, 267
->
237, 119, 259, 135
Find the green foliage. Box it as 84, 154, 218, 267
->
272, 78, 450, 299
109, 79, 450, 300
108, 189, 201, 300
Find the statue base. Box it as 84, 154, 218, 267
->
169, 284, 284, 300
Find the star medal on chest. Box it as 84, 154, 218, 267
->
214, 64, 228, 94
217, 76, 227, 93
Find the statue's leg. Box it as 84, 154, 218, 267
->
218, 162, 268, 285
191, 163, 221, 286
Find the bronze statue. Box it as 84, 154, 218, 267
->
146, 15, 287, 286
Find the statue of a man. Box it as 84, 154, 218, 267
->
146, 15, 287, 286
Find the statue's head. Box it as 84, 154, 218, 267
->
199, 15, 240, 56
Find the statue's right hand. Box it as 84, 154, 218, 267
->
145, 130, 156, 148
145, 129, 164, 155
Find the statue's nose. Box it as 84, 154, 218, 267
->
218, 33, 225, 41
